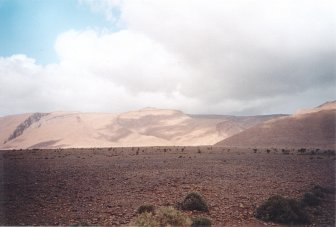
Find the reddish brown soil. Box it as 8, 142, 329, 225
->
0, 147, 335, 226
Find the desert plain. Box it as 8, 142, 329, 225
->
1, 146, 335, 226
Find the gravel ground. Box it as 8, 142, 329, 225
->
0, 147, 335, 226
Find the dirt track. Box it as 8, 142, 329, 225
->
0, 147, 335, 226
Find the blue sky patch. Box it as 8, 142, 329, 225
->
0, 0, 117, 64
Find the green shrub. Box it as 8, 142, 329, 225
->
137, 204, 155, 214
179, 192, 209, 212
133, 206, 190, 226
191, 217, 212, 227
255, 195, 309, 224
302, 192, 321, 206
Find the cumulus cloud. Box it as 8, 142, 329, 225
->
54, 29, 190, 94
0, 0, 335, 116
121, 0, 336, 100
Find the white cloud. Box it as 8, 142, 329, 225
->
0, 0, 335, 116
0, 30, 197, 115
120, 0, 336, 100
54, 29, 190, 94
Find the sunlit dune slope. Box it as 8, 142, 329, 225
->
0, 108, 282, 149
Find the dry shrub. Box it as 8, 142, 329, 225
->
133, 206, 191, 226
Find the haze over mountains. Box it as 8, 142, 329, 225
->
0, 101, 335, 149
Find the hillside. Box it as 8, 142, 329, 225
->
215, 101, 336, 149
0, 108, 282, 149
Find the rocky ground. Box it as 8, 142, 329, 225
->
0, 147, 335, 226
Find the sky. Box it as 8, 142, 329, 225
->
0, 0, 335, 116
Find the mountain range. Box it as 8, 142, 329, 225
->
0, 101, 335, 149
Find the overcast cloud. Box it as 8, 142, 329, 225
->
0, 0, 335, 116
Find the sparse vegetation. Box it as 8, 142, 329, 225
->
137, 204, 155, 214
5, 148, 335, 226
179, 192, 209, 212
191, 217, 212, 227
324, 150, 335, 156
133, 206, 191, 226
255, 195, 309, 224
298, 148, 306, 154
281, 149, 290, 155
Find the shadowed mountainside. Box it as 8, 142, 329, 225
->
215, 101, 336, 149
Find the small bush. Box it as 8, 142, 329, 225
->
255, 195, 309, 224
133, 211, 159, 226
191, 217, 212, 227
179, 192, 209, 212
302, 192, 321, 206
133, 206, 190, 226
137, 204, 155, 214
156, 207, 191, 226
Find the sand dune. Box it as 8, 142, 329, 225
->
215, 101, 336, 149
0, 108, 281, 149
